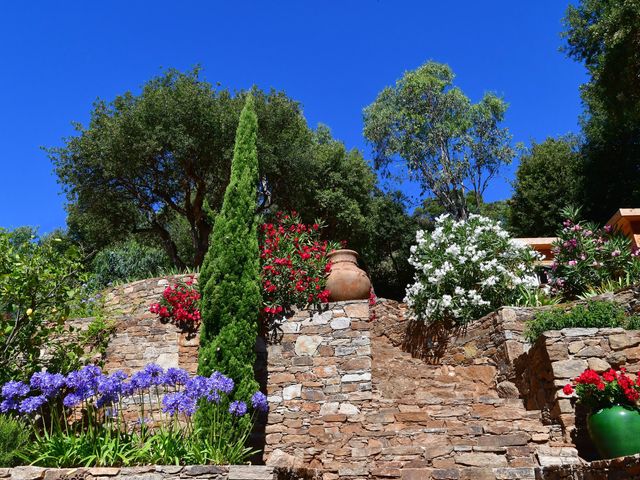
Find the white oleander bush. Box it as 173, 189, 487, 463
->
405, 214, 541, 326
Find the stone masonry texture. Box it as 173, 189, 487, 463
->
69, 278, 640, 479
0, 465, 320, 480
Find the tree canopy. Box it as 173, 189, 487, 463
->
50, 68, 377, 270
562, 0, 640, 222
363, 61, 514, 220
510, 136, 583, 237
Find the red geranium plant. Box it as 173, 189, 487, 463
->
149, 277, 201, 331
563, 367, 640, 411
260, 211, 340, 329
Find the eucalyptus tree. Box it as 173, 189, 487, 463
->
363, 61, 514, 220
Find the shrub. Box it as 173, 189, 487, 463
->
89, 239, 172, 289
0, 229, 84, 384
150, 277, 201, 330
0, 364, 268, 467
549, 207, 640, 298
197, 95, 261, 441
0, 415, 29, 466
260, 211, 338, 329
405, 214, 540, 326
524, 300, 639, 342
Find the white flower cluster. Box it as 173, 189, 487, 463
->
405, 213, 541, 326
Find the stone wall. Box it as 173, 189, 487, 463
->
516, 327, 640, 460
72, 277, 640, 479
100, 275, 200, 375
0, 465, 319, 480
264, 301, 372, 477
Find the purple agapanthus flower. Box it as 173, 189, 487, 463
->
208, 372, 234, 395
18, 394, 47, 414
96, 371, 127, 407
162, 368, 189, 387
0, 398, 18, 413
143, 363, 165, 386
30, 372, 65, 398
228, 400, 248, 417
251, 391, 269, 413
63, 393, 82, 408
2, 380, 30, 400
185, 376, 208, 400
162, 391, 196, 417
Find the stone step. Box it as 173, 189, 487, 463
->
370, 465, 537, 479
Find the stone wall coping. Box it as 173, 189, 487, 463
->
0, 465, 319, 480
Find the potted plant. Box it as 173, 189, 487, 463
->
564, 367, 640, 458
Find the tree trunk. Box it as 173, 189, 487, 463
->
153, 222, 187, 270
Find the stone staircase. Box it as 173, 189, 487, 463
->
361, 302, 580, 479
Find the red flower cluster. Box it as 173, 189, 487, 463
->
260, 211, 339, 326
564, 366, 640, 408
149, 277, 201, 329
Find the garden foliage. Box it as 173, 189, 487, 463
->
89, 239, 172, 289
0, 230, 85, 384
0, 364, 267, 466
197, 95, 261, 416
524, 301, 640, 342
549, 208, 640, 298
260, 212, 338, 329
405, 214, 540, 326
0, 415, 29, 467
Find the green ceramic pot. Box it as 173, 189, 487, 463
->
587, 405, 640, 459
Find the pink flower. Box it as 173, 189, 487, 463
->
611, 250, 621, 257
568, 260, 577, 266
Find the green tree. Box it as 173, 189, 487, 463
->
0, 229, 84, 383
562, 1, 640, 221
360, 190, 428, 300
51, 68, 385, 272
363, 61, 514, 220
510, 136, 583, 236
197, 95, 260, 414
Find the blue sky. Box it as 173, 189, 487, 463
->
0, 1, 586, 233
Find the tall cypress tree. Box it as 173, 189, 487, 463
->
197, 94, 261, 404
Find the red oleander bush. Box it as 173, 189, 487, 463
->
150, 277, 201, 329
260, 211, 339, 328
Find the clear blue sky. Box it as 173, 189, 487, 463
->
0, 1, 586, 234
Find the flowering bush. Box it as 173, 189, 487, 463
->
550, 208, 640, 298
150, 277, 201, 329
405, 214, 540, 326
0, 364, 267, 466
260, 212, 339, 327
563, 367, 640, 411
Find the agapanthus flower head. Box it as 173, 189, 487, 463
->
63, 393, 82, 408
18, 394, 47, 414
162, 368, 190, 387
208, 372, 234, 395
251, 391, 269, 412
0, 398, 18, 413
142, 363, 165, 385
31, 372, 65, 398
185, 375, 209, 400
162, 391, 196, 417
1, 380, 29, 400
228, 400, 248, 417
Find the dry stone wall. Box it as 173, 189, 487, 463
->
100, 275, 200, 375
0, 465, 319, 480
73, 277, 640, 479
516, 327, 640, 460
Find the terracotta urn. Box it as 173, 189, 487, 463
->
326, 249, 371, 301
